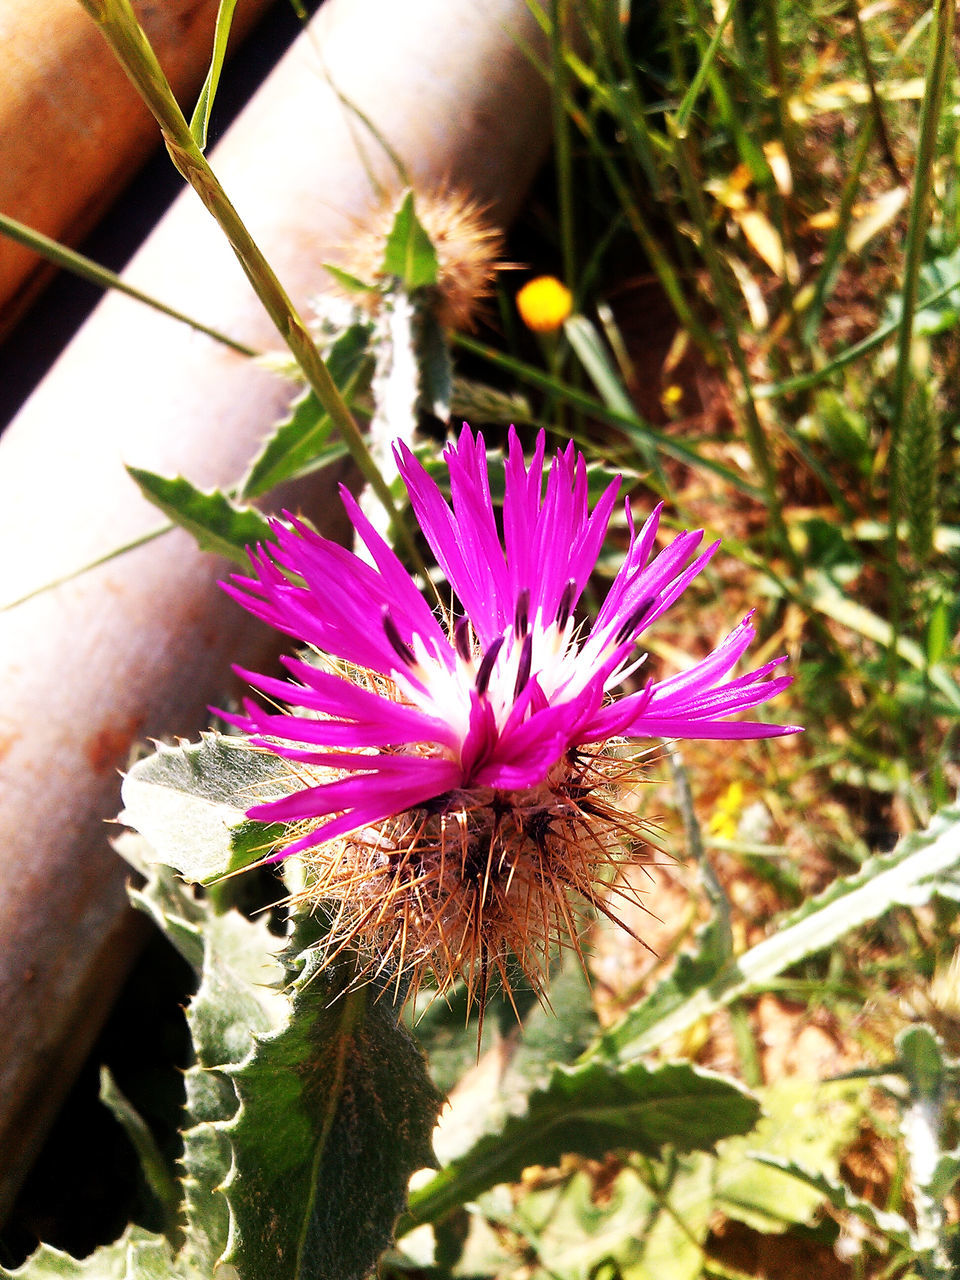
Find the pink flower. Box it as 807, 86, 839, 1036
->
221, 426, 798, 1000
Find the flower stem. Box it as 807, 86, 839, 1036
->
76, 0, 421, 566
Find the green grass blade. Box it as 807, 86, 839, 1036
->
453, 333, 762, 496
189, 0, 239, 151
1, 521, 173, 611
674, 0, 736, 135
0, 212, 257, 356
756, 274, 960, 399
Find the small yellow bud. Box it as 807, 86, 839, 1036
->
516, 275, 573, 333
661, 383, 684, 407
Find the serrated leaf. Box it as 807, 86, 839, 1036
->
188, 0, 238, 150
403, 1060, 759, 1230
126, 468, 274, 565
382, 191, 439, 290
117, 833, 208, 970
594, 914, 729, 1065
179, 905, 288, 1274
604, 802, 960, 1061
120, 735, 290, 885
239, 325, 370, 499
0, 1227, 180, 1279
220, 949, 442, 1280
897, 1023, 947, 1099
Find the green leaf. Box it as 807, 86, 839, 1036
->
382, 191, 439, 291
121, 839, 291, 1275
0, 1228, 181, 1279
179, 898, 288, 1274
322, 262, 376, 294
403, 1060, 759, 1229
749, 1156, 912, 1247
714, 1079, 863, 1233
928, 1149, 960, 1203
602, 802, 960, 1061
239, 324, 370, 498
120, 735, 291, 885
126, 469, 275, 566
220, 948, 442, 1280
511, 1162, 704, 1280
188, 0, 239, 150
414, 957, 598, 1096
563, 315, 638, 421
898, 1024, 947, 1099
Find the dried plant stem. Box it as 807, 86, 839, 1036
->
848, 0, 903, 185
76, 0, 420, 564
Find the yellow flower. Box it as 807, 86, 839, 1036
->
517, 275, 573, 333
708, 780, 745, 840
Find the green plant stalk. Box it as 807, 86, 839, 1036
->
670, 127, 794, 565
759, 0, 803, 189
673, 0, 736, 137
756, 0, 803, 351
549, 0, 576, 291
0, 212, 258, 356
886, 0, 954, 681
568, 97, 721, 357
76, 0, 417, 562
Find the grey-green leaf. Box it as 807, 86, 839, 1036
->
602, 801, 960, 1061
382, 191, 439, 290
0, 1228, 181, 1279
221, 949, 442, 1280
120, 735, 290, 885
126, 468, 275, 565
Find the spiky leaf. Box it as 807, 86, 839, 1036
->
0, 1228, 182, 1279
603, 802, 960, 1061
220, 947, 442, 1280
126, 469, 275, 565
382, 191, 439, 290
403, 1059, 758, 1229
120, 735, 288, 885
239, 325, 370, 499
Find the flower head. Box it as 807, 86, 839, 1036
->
329, 186, 503, 331
223, 427, 798, 1007
516, 275, 574, 333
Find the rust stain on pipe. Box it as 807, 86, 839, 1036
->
0, 0, 277, 330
